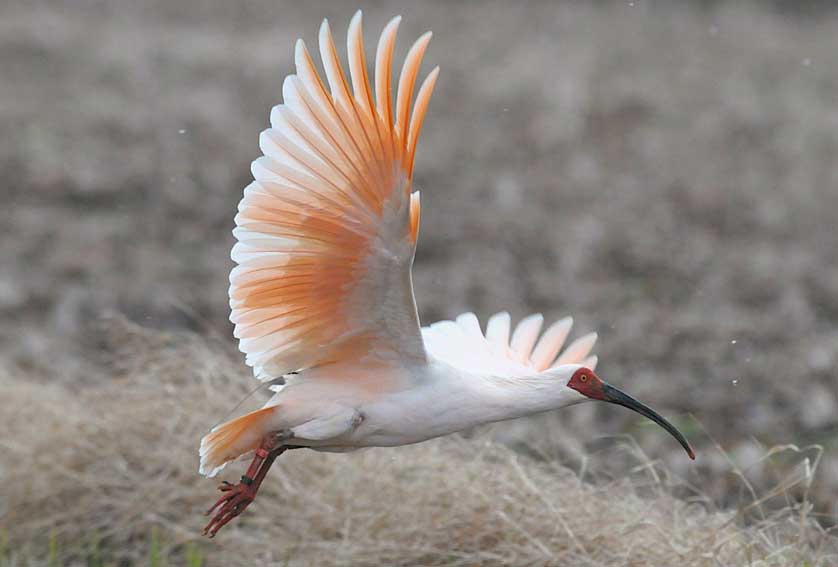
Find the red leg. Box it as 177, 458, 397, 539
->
202, 434, 287, 537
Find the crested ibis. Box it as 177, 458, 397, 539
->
200, 11, 694, 537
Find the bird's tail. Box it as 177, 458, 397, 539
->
199, 406, 277, 477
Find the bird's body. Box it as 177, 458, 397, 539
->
201, 313, 596, 465
200, 11, 694, 536
209, 341, 589, 456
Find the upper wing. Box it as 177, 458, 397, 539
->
230, 12, 439, 381
422, 312, 598, 377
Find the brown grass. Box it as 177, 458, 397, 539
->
1, 318, 835, 566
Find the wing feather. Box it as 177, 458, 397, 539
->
485, 311, 510, 345
230, 12, 438, 381
455, 312, 484, 339
554, 332, 598, 367
510, 313, 544, 363
423, 312, 598, 377
375, 16, 401, 131
530, 316, 573, 370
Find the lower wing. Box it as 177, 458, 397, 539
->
421, 311, 598, 377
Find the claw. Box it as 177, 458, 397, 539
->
205, 491, 234, 516
201, 436, 289, 537
203, 483, 256, 537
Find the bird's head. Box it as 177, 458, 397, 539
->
560, 365, 695, 460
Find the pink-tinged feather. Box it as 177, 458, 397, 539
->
422, 312, 598, 379
530, 316, 573, 371
347, 11, 375, 117
406, 66, 439, 174
555, 332, 598, 366
375, 16, 401, 131
396, 31, 433, 154
199, 406, 278, 477
510, 314, 544, 363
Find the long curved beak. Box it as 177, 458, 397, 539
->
601, 382, 695, 460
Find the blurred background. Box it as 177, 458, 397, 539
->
2, 0, 837, 535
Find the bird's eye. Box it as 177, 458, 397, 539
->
580, 374, 588, 382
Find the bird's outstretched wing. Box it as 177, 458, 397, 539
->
422, 312, 598, 377
230, 13, 438, 381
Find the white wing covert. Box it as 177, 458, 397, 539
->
422, 312, 598, 377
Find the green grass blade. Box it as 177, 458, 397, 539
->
89, 530, 103, 567
149, 526, 163, 567
47, 532, 58, 567
185, 542, 203, 567
0, 529, 7, 567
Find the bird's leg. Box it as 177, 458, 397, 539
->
203, 430, 293, 537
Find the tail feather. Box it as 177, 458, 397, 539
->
199, 406, 277, 477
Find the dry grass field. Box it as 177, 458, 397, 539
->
2, 318, 836, 566
1, 0, 837, 565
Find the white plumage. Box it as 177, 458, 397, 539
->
422, 312, 597, 377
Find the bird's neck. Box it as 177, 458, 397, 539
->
462, 372, 582, 425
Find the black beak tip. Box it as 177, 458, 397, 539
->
600, 382, 696, 462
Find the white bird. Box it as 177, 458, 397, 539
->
200, 12, 694, 537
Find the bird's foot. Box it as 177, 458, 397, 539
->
201, 432, 293, 538
203, 478, 258, 537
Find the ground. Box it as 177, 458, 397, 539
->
1, 1, 837, 565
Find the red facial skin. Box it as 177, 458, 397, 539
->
566, 367, 606, 400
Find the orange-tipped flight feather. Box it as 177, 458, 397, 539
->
199, 406, 276, 476
230, 13, 438, 381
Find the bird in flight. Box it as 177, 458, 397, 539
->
200, 11, 694, 537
